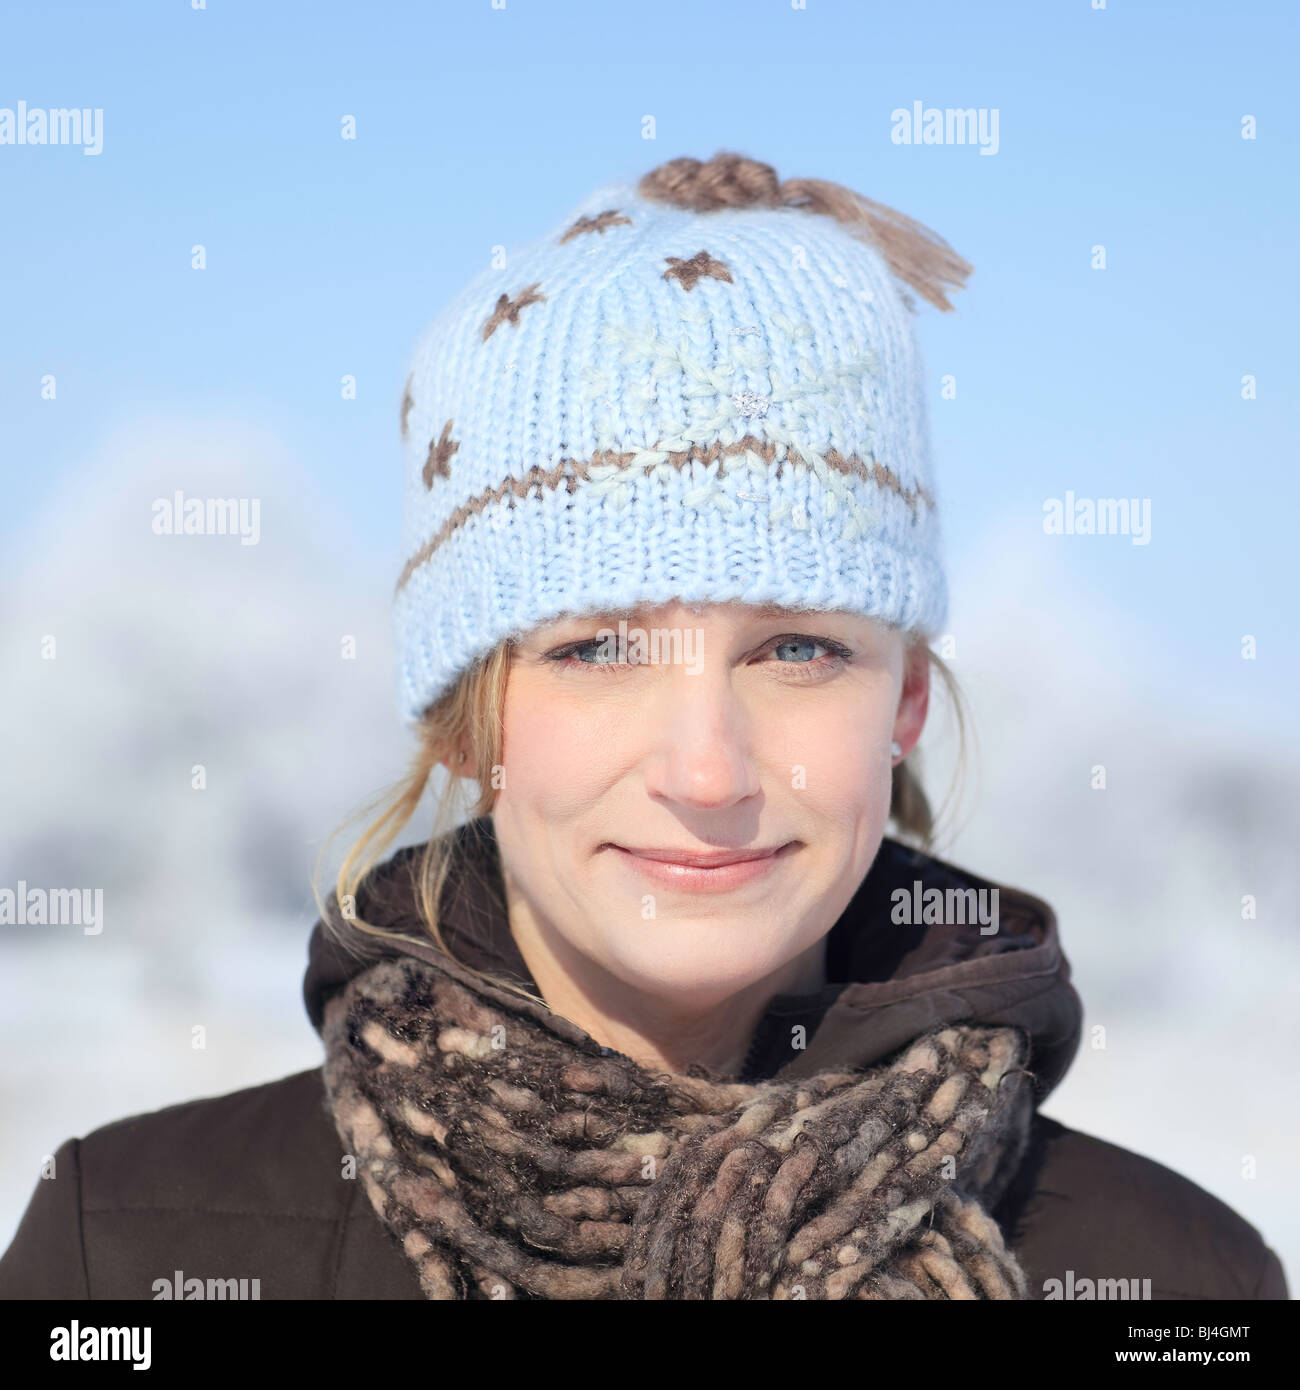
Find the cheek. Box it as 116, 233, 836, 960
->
499, 683, 622, 814
775, 688, 893, 815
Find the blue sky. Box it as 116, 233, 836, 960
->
2, 0, 1297, 725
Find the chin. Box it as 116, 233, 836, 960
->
601, 929, 787, 1006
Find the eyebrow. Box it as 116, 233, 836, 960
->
745, 605, 823, 619
560, 604, 830, 624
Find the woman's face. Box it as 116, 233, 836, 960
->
488, 600, 930, 1012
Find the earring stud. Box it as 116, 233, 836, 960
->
890, 741, 902, 758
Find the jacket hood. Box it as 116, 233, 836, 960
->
304, 817, 1083, 1102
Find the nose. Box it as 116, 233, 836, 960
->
639, 668, 761, 810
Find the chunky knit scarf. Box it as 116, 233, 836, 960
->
321, 950, 1036, 1300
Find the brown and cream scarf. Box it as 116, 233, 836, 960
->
320, 948, 1037, 1300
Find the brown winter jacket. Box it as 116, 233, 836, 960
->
0, 819, 1289, 1300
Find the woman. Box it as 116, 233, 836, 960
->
0, 152, 1287, 1301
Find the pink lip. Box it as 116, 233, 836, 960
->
604, 842, 797, 893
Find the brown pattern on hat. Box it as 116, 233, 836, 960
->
423, 421, 460, 490
397, 435, 934, 591
482, 283, 546, 340
558, 209, 633, 245
663, 250, 733, 292
400, 375, 415, 441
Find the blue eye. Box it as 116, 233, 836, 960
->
547, 639, 628, 672
575, 641, 618, 665
765, 635, 854, 676
771, 637, 821, 663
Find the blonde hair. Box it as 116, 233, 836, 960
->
313, 631, 972, 1006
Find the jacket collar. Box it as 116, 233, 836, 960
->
304, 816, 1082, 1100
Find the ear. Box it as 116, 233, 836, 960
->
891, 643, 931, 762
438, 743, 476, 779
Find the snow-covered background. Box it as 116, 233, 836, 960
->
1, 420, 1295, 1289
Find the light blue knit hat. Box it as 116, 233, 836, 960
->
393, 152, 971, 722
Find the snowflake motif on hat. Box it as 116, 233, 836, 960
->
586, 308, 878, 453
579, 305, 884, 537
731, 389, 770, 420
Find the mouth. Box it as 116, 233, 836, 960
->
612, 844, 789, 867
601, 841, 798, 893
